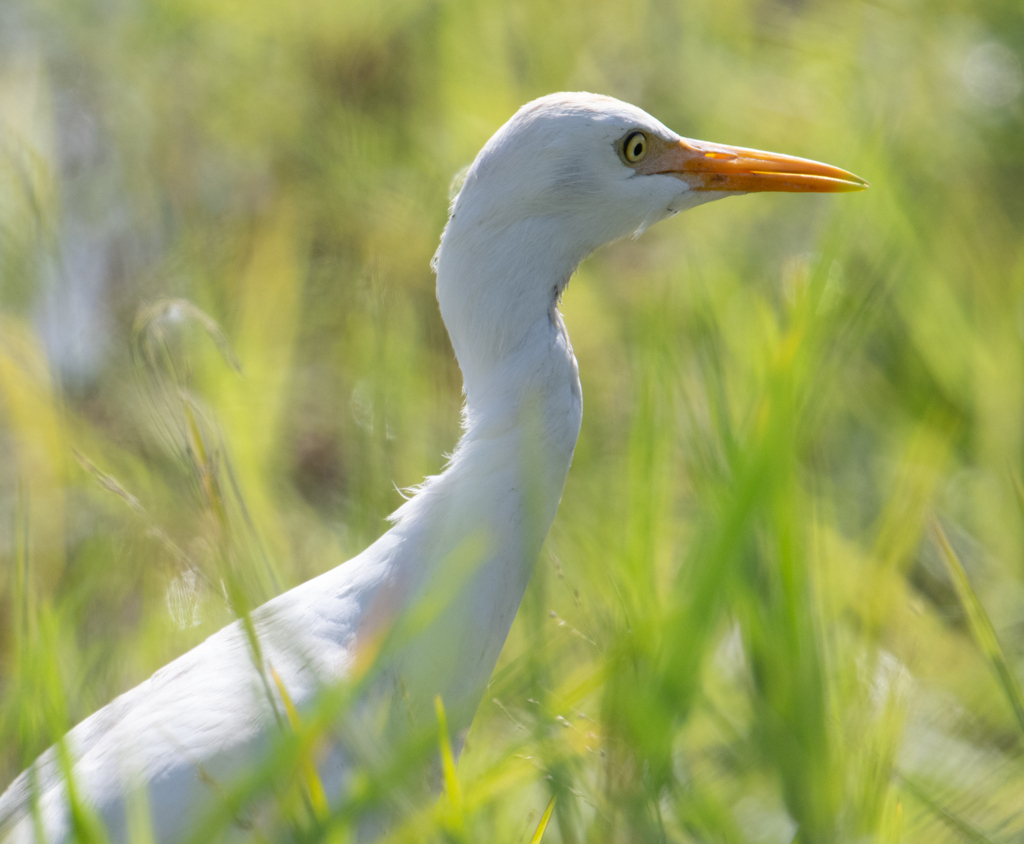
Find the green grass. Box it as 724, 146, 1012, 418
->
3, 0, 1024, 840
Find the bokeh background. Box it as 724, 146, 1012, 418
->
2, 0, 1024, 841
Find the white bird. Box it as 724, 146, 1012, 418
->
0, 92, 866, 843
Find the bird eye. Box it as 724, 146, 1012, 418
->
622, 131, 648, 164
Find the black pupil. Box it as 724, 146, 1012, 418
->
632, 139, 643, 157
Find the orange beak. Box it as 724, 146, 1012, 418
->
636, 136, 868, 193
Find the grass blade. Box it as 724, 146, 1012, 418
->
931, 519, 1024, 737
529, 795, 556, 844
434, 695, 463, 834
270, 665, 330, 824
896, 771, 998, 844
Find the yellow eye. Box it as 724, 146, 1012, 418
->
622, 131, 648, 163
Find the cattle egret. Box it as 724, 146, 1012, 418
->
0, 92, 866, 843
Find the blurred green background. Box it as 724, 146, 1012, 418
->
2, 0, 1024, 841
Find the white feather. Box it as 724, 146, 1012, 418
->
0, 92, 718, 843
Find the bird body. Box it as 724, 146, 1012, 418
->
0, 93, 865, 843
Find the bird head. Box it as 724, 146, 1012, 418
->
443, 92, 866, 259
434, 93, 866, 388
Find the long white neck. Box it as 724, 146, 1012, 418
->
377, 211, 584, 734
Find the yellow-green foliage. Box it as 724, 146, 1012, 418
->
2, 0, 1024, 841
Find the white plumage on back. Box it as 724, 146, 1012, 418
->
0, 92, 865, 843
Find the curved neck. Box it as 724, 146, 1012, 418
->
377, 218, 584, 731
405, 210, 585, 534
434, 214, 585, 406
